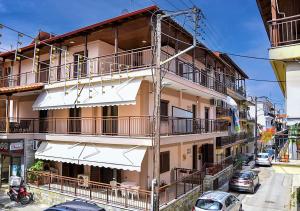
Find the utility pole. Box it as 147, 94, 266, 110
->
152, 13, 162, 211
254, 96, 258, 158
151, 8, 200, 211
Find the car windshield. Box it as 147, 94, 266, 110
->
195, 199, 223, 210
232, 172, 251, 179
258, 154, 268, 158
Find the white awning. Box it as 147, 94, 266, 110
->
226, 96, 238, 108
35, 141, 147, 172
78, 145, 147, 171
35, 141, 84, 164
33, 78, 142, 110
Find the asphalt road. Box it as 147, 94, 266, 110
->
231, 165, 293, 211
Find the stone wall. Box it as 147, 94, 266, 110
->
160, 186, 202, 211
203, 165, 233, 192
30, 186, 136, 211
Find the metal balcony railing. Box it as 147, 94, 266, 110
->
216, 132, 251, 148
0, 117, 228, 137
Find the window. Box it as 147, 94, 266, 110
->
160, 100, 169, 119
160, 151, 170, 174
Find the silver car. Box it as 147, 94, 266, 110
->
229, 170, 259, 193
193, 191, 242, 211
255, 153, 272, 166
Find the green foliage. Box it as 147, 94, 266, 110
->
28, 160, 44, 182
29, 160, 44, 171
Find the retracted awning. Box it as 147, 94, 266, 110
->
226, 96, 237, 108
35, 141, 147, 172
78, 144, 147, 171
35, 141, 84, 164
32, 78, 142, 110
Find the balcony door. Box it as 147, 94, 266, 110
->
39, 60, 49, 83
205, 107, 210, 132
102, 106, 118, 135
73, 51, 88, 79
69, 108, 81, 134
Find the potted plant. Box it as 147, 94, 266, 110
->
27, 160, 44, 185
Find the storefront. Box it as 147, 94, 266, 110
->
0, 140, 24, 183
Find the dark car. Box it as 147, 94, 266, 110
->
44, 199, 106, 211
229, 170, 259, 194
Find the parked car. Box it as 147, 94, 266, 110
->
229, 170, 259, 194
44, 199, 106, 211
265, 149, 275, 160
193, 191, 242, 211
255, 153, 272, 167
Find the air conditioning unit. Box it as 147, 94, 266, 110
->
32, 140, 41, 151
77, 174, 89, 187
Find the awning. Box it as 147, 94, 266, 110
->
35, 141, 147, 172
226, 96, 237, 108
32, 78, 142, 110
35, 141, 84, 164
78, 145, 147, 171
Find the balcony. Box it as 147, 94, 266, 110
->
216, 107, 230, 119
268, 15, 300, 47
0, 47, 228, 96
0, 117, 228, 137
239, 110, 247, 119
216, 132, 249, 148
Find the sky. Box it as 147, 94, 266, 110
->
0, 0, 285, 110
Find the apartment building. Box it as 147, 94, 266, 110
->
0, 5, 253, 208
256, 0, 300, 126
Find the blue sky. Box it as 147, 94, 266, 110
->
0, 0, 284, 110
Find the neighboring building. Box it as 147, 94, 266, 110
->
256, 0, 299, 159
256, 0, 300, 126
249, 97, 275, 131
0, 5, 254, 209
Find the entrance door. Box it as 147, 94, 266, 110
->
205, 107, 210, 132
39, 110, 48, 133
62, 163, 84, 178
102, 106, 118, 135
192, 145, 198, 170
100, 167, 121, 183
202, 144, 214, 164
90, 166, 100, 182
69, 108, 81, 134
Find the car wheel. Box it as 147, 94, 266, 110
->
239, 204, 243, 211
250, 186, 255, 194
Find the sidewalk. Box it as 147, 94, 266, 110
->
272, 159, 300, 167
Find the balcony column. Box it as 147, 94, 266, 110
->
84, 34, 88, 76
1, 58, 5, 87
5, 95, 11, 133
17, 59, 21, 86
114, 26, 118, 71
57, 43, 62, 81
271, 0, 278, 46
175, 30, 179, 74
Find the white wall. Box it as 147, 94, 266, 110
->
286, 62, 300, 124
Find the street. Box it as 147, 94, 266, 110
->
231, 165, 294, 211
